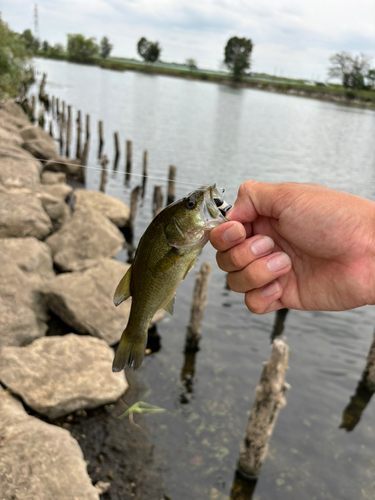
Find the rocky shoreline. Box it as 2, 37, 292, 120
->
0, 100, 166, 499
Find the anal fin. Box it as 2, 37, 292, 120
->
113, 266, 132, 306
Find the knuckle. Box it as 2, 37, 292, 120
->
245, 293, 265, 315
216, 252, 227, 272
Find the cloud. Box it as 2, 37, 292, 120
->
2, 0, 374, 78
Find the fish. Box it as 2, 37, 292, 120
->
112, 184, 231, 372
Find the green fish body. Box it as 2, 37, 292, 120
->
112, 184, 229, 371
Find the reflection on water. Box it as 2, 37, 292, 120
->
32, 58, 375, 500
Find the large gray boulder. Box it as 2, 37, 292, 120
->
0, 143, 42, 190
0, 103, 30, 130
38, 182, 73, 202
41, 171, 67, 184
45, 156, 83, 178
0, 124, 23, 146
37, 191, 72, 229
0, 191, 52, 239
21, 125, 58, 160
0, 238, 53, 347
0, 334, 127, 419
0, 388, 99, 500
44, 258, 164, 345
45, 207, 125, 271
74, 189, 130, 227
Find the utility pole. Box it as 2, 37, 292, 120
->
34, 4, 39, 40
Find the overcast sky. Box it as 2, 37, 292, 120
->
2, 0, 375, 80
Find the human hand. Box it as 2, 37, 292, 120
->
210, 181, 375, 314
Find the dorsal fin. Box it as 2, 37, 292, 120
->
113, 266, 132, 306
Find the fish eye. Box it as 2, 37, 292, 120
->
186, 198, 196, 209
214, 197, 223, 207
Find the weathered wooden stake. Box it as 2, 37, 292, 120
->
100, 155, 108, 193
113, 132, 120, 170
271, 308, 289, 342
56, 98, 60, 119
31, 95, 36, 123
49, 120, 53, 137
51, 96, 55, 117
61, 101, 65, 126
237, 339, 290, 478
167, 165, 177, 205
184, 262, 212, 352
126, 185, 141, 241
59, 116, 64, 155
142, 150, 148, 197
38, 106, 45, 129
80, 139, 89, 183
85, 114, 90, 140
98, 120, 104, 158
152, 185, 164, 218
65, 105, 72, 157
340, 332, 375, 431
76, 110, 82, 159
125, 140, 132, 185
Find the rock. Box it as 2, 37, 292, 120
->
44, 258, 164, 345
74, 189, 130, 227
0, 237, 54, 280
38, 191, 72, 229
45, 156, 83, 179
0, 388, 100, 500
0, 105, 30, 130
0, 334, 128, 419
1, 100, 29, 121
45, 207, 125, 271
0, 238, 53, 347
0, 143, 42, 190
38, 182, 73, 202
0, 124, 23, 146
21, 125, 58, 160
41, 171, 67, 184
0, 191, 52, 239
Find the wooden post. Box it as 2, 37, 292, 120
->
113, 132, 120, 170
126, 186, 141, 242
340, 332, 375, 431
270, 308, 289, 342
56, 98, 60, 119
59, 116, 64, 155
98, 120, 104, 158
125, 139, 132, 185
142, 150, 148, 197
184, 262, 212, 352
49, 120, 53, 137
65, 105, 72, 157
31, 95, 36, 123
167, 165, 177, 205
38, 106, 45, 129
100, 155, 108, 193
76, 110, 82, 159
85, 114, 90, 140
51, 96, 55, 117
152, 185, 164, 218
237, 339, 290, 478
80, 139, 89, 183
62, 101, 66, 124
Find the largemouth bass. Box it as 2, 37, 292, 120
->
112, 184, 231, 372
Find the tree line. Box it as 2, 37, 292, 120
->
6, 21, 375, 90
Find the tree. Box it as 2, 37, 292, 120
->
99, 36, 113, 59
328, 52, 372, 89
42, 40, 49, 52
21, 29, 40, 54
367, 69, 375, 87
224, 37, 253, 80
186, 58, 197, 70
67, 34, 98, 63
49, 43, 65, 56
137, 37, 161, 63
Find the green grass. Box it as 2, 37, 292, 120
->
37, 52, 375, 109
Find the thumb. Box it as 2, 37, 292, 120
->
227, 181, 288, 223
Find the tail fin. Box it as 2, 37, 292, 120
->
112, 326, 147, 372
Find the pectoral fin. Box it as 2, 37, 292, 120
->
182, 258, 196, 280
163, 294, 176, 316
113, 266, 132, 306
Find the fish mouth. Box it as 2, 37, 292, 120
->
201, 184, 231, 229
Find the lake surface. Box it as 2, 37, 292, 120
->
33, 58, 375, 500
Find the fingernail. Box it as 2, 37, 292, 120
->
262, 281, 280, 297
251, 236, 274, 256
266, 253, 291, 272
223, 223, 245, 242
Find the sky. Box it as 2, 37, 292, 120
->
2, 0, 375, 80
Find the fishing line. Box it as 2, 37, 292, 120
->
0, 151, 208, 189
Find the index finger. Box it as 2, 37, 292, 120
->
210, 221, 251, 252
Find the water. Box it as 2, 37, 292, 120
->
34, 58, 375, 499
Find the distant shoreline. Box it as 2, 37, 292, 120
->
36, 54, 375, 111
